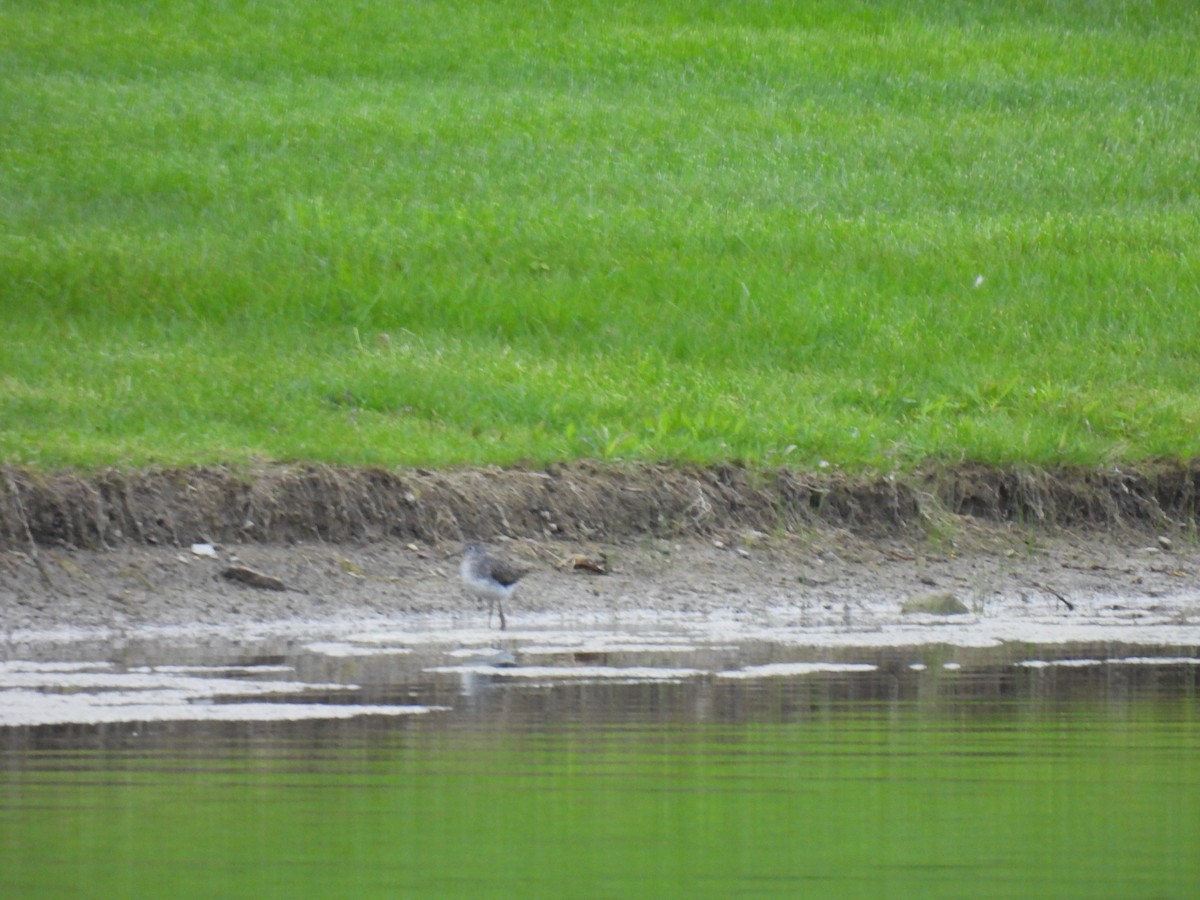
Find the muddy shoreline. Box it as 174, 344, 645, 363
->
3, 519, 1198, 642
2, 462, 1199, 638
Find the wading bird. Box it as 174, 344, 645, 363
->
460, 542, 530, 631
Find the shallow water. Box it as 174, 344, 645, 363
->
2, 624, 1198, 898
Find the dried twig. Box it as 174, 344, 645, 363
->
1033, 581, 1074, 612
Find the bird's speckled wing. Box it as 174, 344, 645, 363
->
485, 556, 530, 587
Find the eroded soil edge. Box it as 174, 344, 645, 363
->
3, 460, 1199, 551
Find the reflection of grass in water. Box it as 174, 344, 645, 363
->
4, 700, 1197, 896
3, 1, 1200, 469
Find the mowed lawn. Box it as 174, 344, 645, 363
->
2, 0, 1198, 470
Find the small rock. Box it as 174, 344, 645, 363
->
1157, 535, 1173, 551
190, 542, 218, 559
901, 591, 969, 616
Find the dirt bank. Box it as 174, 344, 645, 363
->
2, 462, 1199, 636
3, 459, 1199, 551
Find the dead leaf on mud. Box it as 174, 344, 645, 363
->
560, 553, 608, 575
221, 565, 288, 591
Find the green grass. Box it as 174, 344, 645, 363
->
2, 0, 1199, 470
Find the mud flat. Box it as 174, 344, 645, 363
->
2, 462, 1199, 645
3, 520, 1199, 649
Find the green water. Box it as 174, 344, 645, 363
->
2, 659, 1198, 897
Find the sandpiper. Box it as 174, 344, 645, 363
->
460, 542, 531, 631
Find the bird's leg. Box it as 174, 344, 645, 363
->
497, 597, 506, 631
